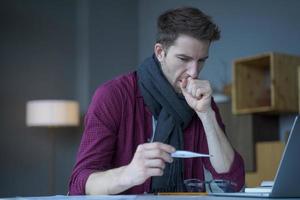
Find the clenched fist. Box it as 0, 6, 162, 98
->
180, 77, 212, 113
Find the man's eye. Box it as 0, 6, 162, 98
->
179, 57, 188, 62
198, 59, 206, 63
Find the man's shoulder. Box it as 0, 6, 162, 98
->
94, 71, 139, 99
110, 71, 138, 89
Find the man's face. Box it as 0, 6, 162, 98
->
155, 35, 210, 93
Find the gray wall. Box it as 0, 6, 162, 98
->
0, 0, 79, 196
89, 0, 138, 99
0, 0, 138, 197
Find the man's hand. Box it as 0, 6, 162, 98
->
180, 77, 212, 113
120, 142, 175, 187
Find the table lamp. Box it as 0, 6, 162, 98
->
26, 100, 79, 127
26, 99, 80, 194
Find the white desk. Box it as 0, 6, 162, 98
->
2, 195, 300, 200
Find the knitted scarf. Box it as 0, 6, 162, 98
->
137, 54, 194, 192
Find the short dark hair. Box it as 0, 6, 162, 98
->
156, 7, 220, 49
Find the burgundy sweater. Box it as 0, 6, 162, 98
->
69, 72, 245, 195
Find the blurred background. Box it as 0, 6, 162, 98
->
1, 0, 300, 197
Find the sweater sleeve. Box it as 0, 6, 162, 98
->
68, 82, 122, 195
202, 98, 245, 192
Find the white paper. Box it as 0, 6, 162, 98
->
245, 187, 272, 193
260, 180, 274, 187
7, 195, 138, 200
171, 150, 212, 158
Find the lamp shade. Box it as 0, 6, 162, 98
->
26, 100, 80, 127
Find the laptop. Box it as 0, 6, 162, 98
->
211, 115, 300, 198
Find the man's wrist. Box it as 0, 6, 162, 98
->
196, 107, 214, 120
118, 165, 135, 189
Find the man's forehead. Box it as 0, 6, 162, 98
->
169, 45, 209, 58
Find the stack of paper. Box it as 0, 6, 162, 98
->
245, 180, 274, 193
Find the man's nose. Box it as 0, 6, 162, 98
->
187, 62, 199, 79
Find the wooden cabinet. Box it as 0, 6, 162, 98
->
232, 52, 300, 114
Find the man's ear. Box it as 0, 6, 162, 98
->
154, 43, 165, 62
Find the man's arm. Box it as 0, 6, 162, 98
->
85, 142, 175, 195
86, 166, 129, 195
180, 77, 234, 173
197, 109, 234, 173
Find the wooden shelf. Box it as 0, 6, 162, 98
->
232, 52, 300, 114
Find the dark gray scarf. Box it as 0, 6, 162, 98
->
137, 54, 194, 192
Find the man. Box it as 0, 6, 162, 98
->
69, 7, 245, 195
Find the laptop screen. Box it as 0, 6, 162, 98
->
211, 115, 300, 198
271, 115, 300, 197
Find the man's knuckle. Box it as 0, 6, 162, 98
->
137, 144, 144, 151
155, 149, 161, 155
138, 144, 143, 148
158, 160, 164, 166
160, 161, 166, 169
156, 143, 161, 148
